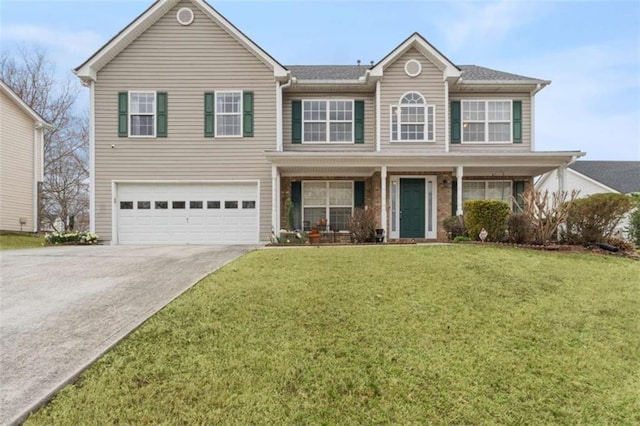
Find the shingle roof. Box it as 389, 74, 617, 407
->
286, 64, 543, 82
570, 161, 640, 194
287, 65, 368, 80
458, 65, 544, 82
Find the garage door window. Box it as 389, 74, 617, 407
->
190, 201, 203, 209
207, 201, 220, 209
120, 201, 133, 209
155, 201, 168, 209
225, 201, 238, 209
138, 201, 151, 209
172, 201, 186, 209
242, 201, 256, 209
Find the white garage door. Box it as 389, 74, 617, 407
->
116, 182, 259, 244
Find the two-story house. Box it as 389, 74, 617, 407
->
75, 0, 584, 245
0, 79, 53, 233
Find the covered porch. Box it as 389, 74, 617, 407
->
266, 151, 583, 242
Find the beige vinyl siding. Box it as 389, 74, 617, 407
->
0, 91, 37, 232
379, 48, 446, 152
94, 0, 276, 242
283, 92, 375, 152
449, 92, 532, 152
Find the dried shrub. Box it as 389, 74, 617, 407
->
507, 213, 532, 244
521, 189, 580, 245
443, 215, 466, 240
463, 200, 510, 242
564, 193, 635, 244
347, 208, 376, 243
606, 236, 636, 253
626, 194, 640, 246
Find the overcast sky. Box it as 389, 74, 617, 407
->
1, 0, 639, 160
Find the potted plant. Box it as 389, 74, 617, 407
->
308, 227, 321, 244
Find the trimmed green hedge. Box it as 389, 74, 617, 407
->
463, 199, 510, 242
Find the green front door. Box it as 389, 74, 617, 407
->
400, 178, 425, 238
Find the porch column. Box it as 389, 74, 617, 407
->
271, 165, 279, 237
381, 165, 387, 241
456, 165, 464, 216
557, 165, 566, 194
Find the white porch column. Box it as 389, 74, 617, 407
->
456, 165, 464, 216
557, 165, 566, 194
381, 165, 387, 240
271, 165, 279, 237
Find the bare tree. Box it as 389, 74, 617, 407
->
1, 46, 88, 231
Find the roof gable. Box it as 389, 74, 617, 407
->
569, 161, 640, 194
0, 79, 54, 129
370, 33, 461, 80
75, 0, 287, 82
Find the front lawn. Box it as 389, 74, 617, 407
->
28, 246, 640, 424
0, 233, 45, 250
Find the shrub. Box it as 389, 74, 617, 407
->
443, 215, 466, 240
564, 193, 635, 244
507, 213, 532, 244
284, 198, 295, 231
45, 231, 99, 245
453, 236, 472, 243
606, 236, 636, 253
347, 208, 376, 243
276, 231, 306, 245
463, 199, 510, 242
627, 194, 640, 246
520, 189, 580, 245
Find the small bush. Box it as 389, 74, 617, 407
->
463, 200, 510, 242
453, 236, 472, 243
45, 231, 99, 245
443, 215, 467, 240
606, 236, 636, 253
627, 194, 640, 246
564, 193, 635, 244
276, 231, 306, 245
507, 213, 532, 244
347, 208, 376, 243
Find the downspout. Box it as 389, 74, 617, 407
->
89, 80, 96, 233
376, 80, 381, 152
530, 83, 542, 152
276, 73, 292, 152
33, 125, 40, 232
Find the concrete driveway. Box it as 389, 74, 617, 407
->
0, 244, 252, 425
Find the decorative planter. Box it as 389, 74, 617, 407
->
308, 230, 321, 244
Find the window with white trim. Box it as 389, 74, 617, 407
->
129, 92, 155, 137
462, 100, 512, 143
302, 181, 353, 231
303, 100, 353, 143
215, 91, 242, 137
462, 181, 512, 205
391, 92, 434, 142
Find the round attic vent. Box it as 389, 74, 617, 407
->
404, 59, 422, 78
176, 7, 194, 26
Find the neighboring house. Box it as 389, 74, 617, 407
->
536, 161, 640, 237
0, 79, 54, 233
74, 0, 584, 245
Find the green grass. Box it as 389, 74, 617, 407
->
0, 232, 45, 250
27, 246, 640, 424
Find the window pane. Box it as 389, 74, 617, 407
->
329, 122, 352, 142
190, 201, 203, 209
216, 114, 241, 136
329, 101, 353, 121
120, 201, 133, 209
487, 182, 512, 202
131, 115, 154, 136
216, 92, 241, 113
303, 182, 327, 205
172, 201, 185, 209
303, 122, 326, 142
303, 101, 326, 121
488, 101, 511, 121
207, 201, 220, 209
137, 201, 151, 209
401, 124, 425, 141
462, 101, 485, 121
329, 207, 352, 231
401, 106, 424, 123
329, 182, 352, 206
155, 201, 168, 209
488, 123, 510, 142
242, 201, 256, 209
463, 122, 485, 142
391, 106, 398, 141
462, 182, 485, 202
303, 207, 325, 231
427, 106, 434, 141
225, 201, 238, 209
130, 92, 154, 114
401, 92, 425, 104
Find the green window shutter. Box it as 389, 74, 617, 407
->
118, 92, 128, 137
451, 101, 461, 144
513, 181, 525, 211
291, 181, 302, 230
204, 92, 215, 138
451, 180, 458, 216
354, 100, 365, 143
156, 92, 168, 137
354, 181, 365, 207
243, 91, 254, 137
513, 100, 522, 143
292, 100, 302, 144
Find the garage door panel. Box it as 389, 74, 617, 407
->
117, 183, 259, 245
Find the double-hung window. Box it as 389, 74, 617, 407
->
302, 181, 353, 231
391, 92, 434, 142
215, 91, 242, 137
462, 100, 512, 143
462, 181, 512, 205
129, 91, 155, 137
303, 100, 353, 143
